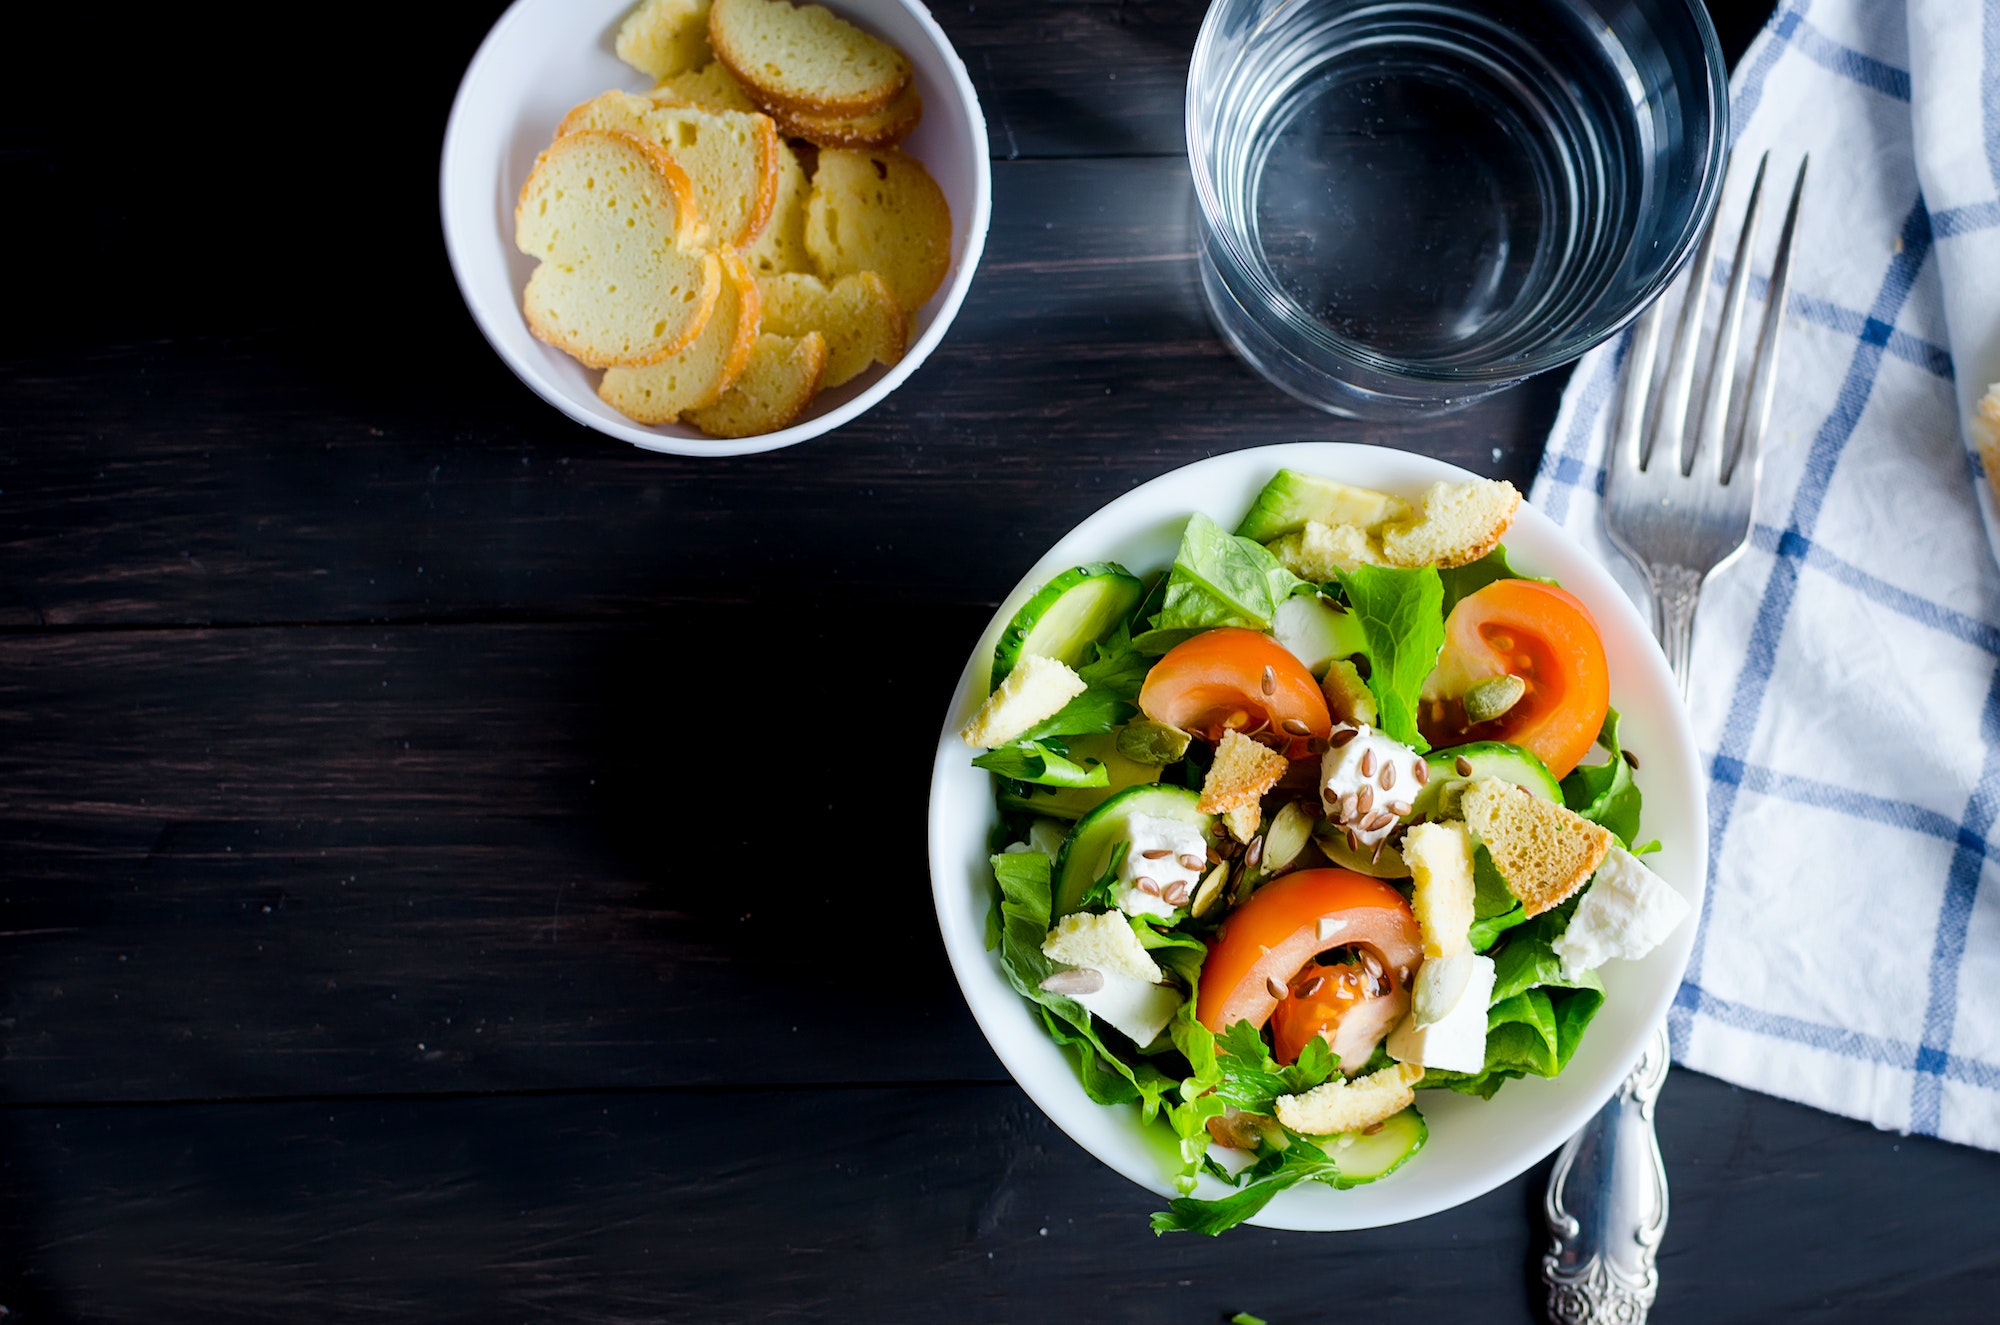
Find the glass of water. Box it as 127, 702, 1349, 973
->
1189, 0, 1728, 417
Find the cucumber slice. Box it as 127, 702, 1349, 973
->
996, 733, 1161, 820
992, 563, 1146, 687
1306, 1105, 1427, 1188
1235, 470, 1409, 543
1407, 741, 1561, 820
1053, 783, 1212, 916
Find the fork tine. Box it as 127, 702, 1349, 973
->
1649, 168, 1729, 473
1725, 155, 1809, 487
1688, 153, 1770, 477
1612, 301, 1666, 478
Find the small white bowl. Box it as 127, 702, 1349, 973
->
927, 443, 1707, 1231
440, 0, 990, 457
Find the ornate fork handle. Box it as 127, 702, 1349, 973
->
1647, 566, 1704, 701
1543, 1022, 1673, 1325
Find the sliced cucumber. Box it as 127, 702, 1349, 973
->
997, 733, 1161, 820
1407, 741, 1561, 821
992, 563, 1146, 687
1307, 1105, 1427, 1188
1053, 783, 1211, 916
1234, 469, 1409, 543
1269, 594, 1368, 677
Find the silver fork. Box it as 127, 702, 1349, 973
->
1540, 151, 1808, 1325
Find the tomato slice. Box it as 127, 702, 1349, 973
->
1420, 580, 1610, 779
1138, 628, 1331, 759
1196, 868, 1421, 1067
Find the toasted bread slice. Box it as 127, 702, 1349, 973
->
682, 330, 827, 437
1377, 479, 1522, 569
742, 138, 813, 276
1461, 777, 1613, 917
708, 0, 911, 117
616, 0, 713, 80
1274, 1063, 1424, 1135
557, 90, 779, 249
515, 129, 721, 368
803, 148, 952, 311
1198, 730, 1289, 816
649, 60, 758, 113
1270, 520, 1381, 580
959, 653, 1088, 748
756, 271, 905, 387
599, 250, 763, 423
766, 80, 922, 149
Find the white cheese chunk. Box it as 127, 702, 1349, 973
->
1072, 970, 1184, 1047
1320, 724, 1426, 848
1551, 847, 1691, 979
1041, 911, 1161, 985
1112, 813, 1207, 918
959, 654, 1087, 748
1387, 952, 1495, 1074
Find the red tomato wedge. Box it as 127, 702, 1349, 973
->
1420, 579, 1610, 779
1196, 869, 1421, 1066
1138, 628, 1331, 759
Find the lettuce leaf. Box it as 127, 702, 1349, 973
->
1014, 688, 1137, 742
1150, 1136, 1341, 1235
1331, 564, 1446, 750
1420, 903, 1605, 1097
1436, 545, 1554, 617
1467, 844, 1529, 951
1560, 709, 1644, 847
1132, 513, 1308, 654
972, 740, 1110, 787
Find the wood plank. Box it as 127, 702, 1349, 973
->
0, 613, 1015, 1100
0, 157, 1565, 630
0, 1073, 1992, 1322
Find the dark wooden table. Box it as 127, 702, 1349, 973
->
5, 2, 1998, 1320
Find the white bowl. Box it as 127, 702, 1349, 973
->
440, 0, 990, 457
927, 443, 1706, 1231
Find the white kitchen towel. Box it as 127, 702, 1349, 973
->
1529, 0, 2000, 1150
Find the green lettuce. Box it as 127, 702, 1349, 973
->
1331, 564, 1446, 750
1150, 1136, 1341, 1236
1014, 689, 1137, 742
972, 740, 1110, 788
1421, 903, 1604, 1098
1467, 843, 1529, 951
1436, 545, 1554, 617
1132, 513, 1308, 654
1560, 709, 1644, 847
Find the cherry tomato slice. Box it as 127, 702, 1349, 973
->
1138, 628, 1331, 759
1196, 868, 1421, 1066
1420, 579, 1610, 779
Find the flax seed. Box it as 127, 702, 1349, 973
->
1379, 762, 1396, 791
1413, 760, 1429, 786
1623, 749, 1641, 769
1281, 717, 1310, 736
1261, 665, 1276, 696
1300, 976, 1326, 998
1179, 853, 1205, 871
1328, 727, 1359, 748
1142, 848, 1172, 860
1359, 750, 1375, 777
1355, 785, 1374, 816
1136, 876, 1162, 896
1455, 756, 1473, 776
1266, 976, 1288, 1000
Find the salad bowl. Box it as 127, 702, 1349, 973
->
926, 443, 1706, 1231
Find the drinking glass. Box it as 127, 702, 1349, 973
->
1188, 0, 1728, 417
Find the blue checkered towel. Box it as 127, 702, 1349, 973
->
1530, 0, 2000, 1149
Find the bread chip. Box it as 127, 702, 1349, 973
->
1460, 777, 1613, 917
709, 0, 912, 117
682, 331, 827, 437
1270, 520, 1380, 580
1376, 479, 1521, 569
804, 149, 952, 311
616, 0, 714, 80
1403, 821, 1476, 958
766, 80, 922, 149
742, 139, 813, 276
1273, 1063, 1424, 1136
599, 250, 762, 422
1198, 730, 1289, 816
515, 129, 721, 368
756, 271, 905, 387
649, 61, 758, 113
557, 90, 779, 249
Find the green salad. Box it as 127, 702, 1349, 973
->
960, 469, 1689, 1233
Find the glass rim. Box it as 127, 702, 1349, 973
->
1184, 0, 1732, 387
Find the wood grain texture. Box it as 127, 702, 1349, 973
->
0, 157, 1562, 630
0, 1074, 1994, 1324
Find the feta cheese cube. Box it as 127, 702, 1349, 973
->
1387, 952, 1495, 1074
1320, 724, 1425, 848
1551, 847, 1690, 979
1072, 970, 1184, 1047
1112, 813, 1206, 918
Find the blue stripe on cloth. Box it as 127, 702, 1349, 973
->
1675, 983, 2000, 1092
1933, 202, 2000, 238
1671, 196, 1937, 1059
1791, 17, 1912, 101
1747, 523, 2000, 655
1731, 4, 1809, 149
1533, 339, 1624, 526
1711, 261, 1955, 378
1713, 755, 2000, 866
1910, 662, 2000, 1133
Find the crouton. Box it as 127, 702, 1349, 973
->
1403, 821, 1476, 957
617, 0, 714, 80
1460, 777, 1612, 917
1269, 520, 1380, 581
1199, 729, 1289, 815
1222, 804, 1262, 844
1273, 1062, 1424, 1136
1041, 911, 1161, 985
959, 653, 1087, 749
1376, 479, 1521, 570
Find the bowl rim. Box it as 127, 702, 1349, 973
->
926, 442, 1708, 1230
438, 0, 992, 458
